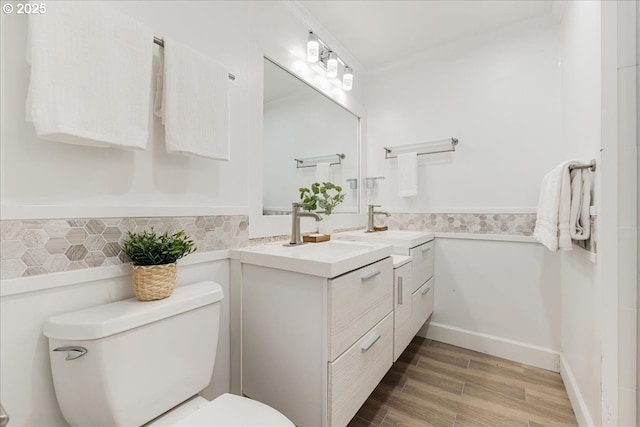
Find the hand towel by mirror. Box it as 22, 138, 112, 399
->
154, 38, 230, 160
398, 152, 418, 197
315, 163, 332, 183
26, 2, 153, 149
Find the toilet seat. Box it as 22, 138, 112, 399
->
172, 393, 294, 427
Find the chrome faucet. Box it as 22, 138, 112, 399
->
286, 202, 322, 246
366, 204, 391, 233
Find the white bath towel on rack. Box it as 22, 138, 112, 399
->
398, 152, 418, 197
26, 2, 153, 149
569, 169, 591, 240
534, 161, 593, 251
315, 163, 332, 183
533, 161, 574, 251
154, 38, 229, 160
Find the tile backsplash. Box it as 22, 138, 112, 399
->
0, 215, 249, 280
0, 211, 597, 280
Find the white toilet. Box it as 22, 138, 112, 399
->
43, 281, 294, 427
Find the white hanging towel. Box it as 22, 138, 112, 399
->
398, 152, 418, 197
26, 2, 153, 149
569, 169, 592, 240
315, 162, 332, 183
154, 38, 230, 160
533, 160, 582, 251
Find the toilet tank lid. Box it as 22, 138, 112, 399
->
43, 281, 223, 341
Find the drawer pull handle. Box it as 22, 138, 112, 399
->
398, 277, 403, 305
421, 286, 432, 295
421, 247, 432, 254
361, 332, 381, 351
361, 270, 381, 281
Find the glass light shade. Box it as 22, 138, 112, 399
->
342, 66, 353, 90
307, 32, 319, 63
326, 51, 338, 78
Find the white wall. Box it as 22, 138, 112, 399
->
615, 1, 639, 425
426, 237, 561, 371
0, 1, 252, 220
365, 17, 565, 369
557, 2, 604, 426
365, 17, 563, 212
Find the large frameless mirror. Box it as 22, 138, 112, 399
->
262, 57, 360, 216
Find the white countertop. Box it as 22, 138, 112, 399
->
232, 240, 393, 278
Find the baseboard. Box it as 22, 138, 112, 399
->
560, 353, 595, 427
421, 321, 560, 372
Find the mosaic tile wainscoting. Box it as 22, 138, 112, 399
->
0, 215, 249, 280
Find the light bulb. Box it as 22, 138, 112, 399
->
307, 31, 319, 63
342, 66, 353, 91
326, 51, 338, 78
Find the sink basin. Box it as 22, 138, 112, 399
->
335, 229, 434, 249
234, 240, 392, 278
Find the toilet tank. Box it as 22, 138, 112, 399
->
43, 281, 224, 427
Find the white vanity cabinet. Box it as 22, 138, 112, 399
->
240, 252, 394, 427
407, 239, 435, 293
392, 256, 414, 361
336, 231, 436, 362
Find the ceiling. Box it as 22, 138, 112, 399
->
298, 1, 555, 70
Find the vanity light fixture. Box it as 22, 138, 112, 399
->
307, 31, 320, 63
306, 29, 353, 90
326, 51, 338, 78
342, 66, 353, 91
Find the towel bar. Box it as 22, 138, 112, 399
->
294, 153, 345, 169
153, 36, 236, 81
569, 159, 596, 172
384, 138, 458, 159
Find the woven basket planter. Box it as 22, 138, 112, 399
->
131, 262, 177, 301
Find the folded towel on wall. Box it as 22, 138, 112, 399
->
26, 2, 153, 149
533, 161, 592, 251
398, 152, 418, 197
315, 162, 332, 183
569, 169, 591, 240
154, 38, 229, 160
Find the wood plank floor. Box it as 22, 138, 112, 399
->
347, 337, 577, 427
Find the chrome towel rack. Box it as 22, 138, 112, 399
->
294, 153, 345, 169
569, 159, 597, 172
384, 138, 458, 159
153, 36, 236, 81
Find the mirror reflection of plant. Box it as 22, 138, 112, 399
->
299, 182, 345, 215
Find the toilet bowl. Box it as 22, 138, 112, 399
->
148, 395, 293, 427
43, 281, 294, 427
148, 394, 293, 426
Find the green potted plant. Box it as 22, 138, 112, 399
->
299, 181, 345, 235
121, 228, 196, 301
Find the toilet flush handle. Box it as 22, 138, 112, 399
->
53, 346, 87, 361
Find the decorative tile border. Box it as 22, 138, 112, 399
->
380, 213, 537, 236
5, 211, 595, 280
0, 215, 249, 280
378, 212, 597, 252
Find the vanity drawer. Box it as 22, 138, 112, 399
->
329, 313, 393, 427
328, 257, 393, 361
409, 240, 434, 293
411, 277, 434, 334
